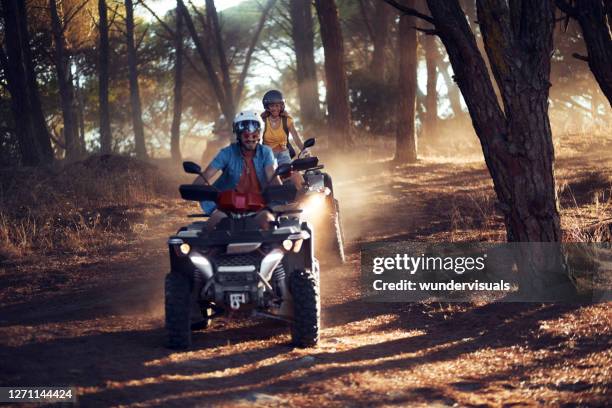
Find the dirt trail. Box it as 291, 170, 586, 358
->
0, 154, 610, 407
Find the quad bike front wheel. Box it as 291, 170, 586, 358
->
165, 271, 192, 349
290, 264, 321, 347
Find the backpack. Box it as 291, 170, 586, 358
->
264, 115, 296, 158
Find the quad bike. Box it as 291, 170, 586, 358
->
165, 159, 321, 349
291, 138, 345, 265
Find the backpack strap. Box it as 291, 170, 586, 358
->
282, 115, 296, 158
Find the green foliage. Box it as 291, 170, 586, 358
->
348, 69, 399, 135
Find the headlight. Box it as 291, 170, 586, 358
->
169, 238, 190, 257
189, 253, 213, 279
282, 239, 293, 251
301, 194, 327, 220
260, 248, 284, 281
292, 238, 304, 253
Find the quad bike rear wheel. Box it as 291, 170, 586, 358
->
165, 271, 192, 349
290, 264, 321, 347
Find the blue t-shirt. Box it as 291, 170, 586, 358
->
200, 143, 276, 214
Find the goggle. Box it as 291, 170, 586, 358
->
235, 120, 261, 135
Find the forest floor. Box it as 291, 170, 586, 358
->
0, 134, 611, 407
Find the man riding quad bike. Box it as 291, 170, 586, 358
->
164, 111, 322, 349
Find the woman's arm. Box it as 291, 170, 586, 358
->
289, 123, 304, 150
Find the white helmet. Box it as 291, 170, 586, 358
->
232, 110, 262, 138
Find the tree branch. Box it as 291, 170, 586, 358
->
382, 0, 435, 24
178, 0, 227, 112
189, 0, 209, 36
358, 0, 375, 42
135, 26, 150, 50
555, 0, 578, 17
63, 0, 91, 30
234, 0, 277, 103
108, 3, 121, 29
139, 0, 208, 81
140, 0, 176, 37
572, 52, 589, 62
414, 26, 439, 35
206, 0, 233, 110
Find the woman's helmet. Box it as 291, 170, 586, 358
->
232, 110, 262, 139
262, 90, 285, 111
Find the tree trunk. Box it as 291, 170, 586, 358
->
289, 0, 321, 128
50, 0, 80, 161
314, 0, 352, 148
177, 0, 274, 138
205, 0, 234, 116
423, 33, 438, 138
170, 2, 183, 163
233, 0, 276, 107
557, 0, 612, 107
370, 0, 391, 79
75, 75, 86, 152
125, 0, 148, 159
177, 0, 232, 128
17, 0, 54, 164
1, 0, 38, 165
98, 0, 112, 154
394, 3, 418, 162
426, 0, 573, 292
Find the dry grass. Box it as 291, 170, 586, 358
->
444, 176, 612, 243
448, 189, 506, 242
0, 155, 177, 260
559, 173, 612, 242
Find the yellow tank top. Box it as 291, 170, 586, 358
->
263, 115, 293, 151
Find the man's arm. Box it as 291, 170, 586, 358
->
193, 164, 220, 185
265, 164, 282, 186
194, 146, 229, 185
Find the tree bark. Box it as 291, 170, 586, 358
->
50, 0, 80, 161
425, 0, 560, 240
425, 0, 573, 292
289, 0, 321, 128
314, 0, 352, 148
395, 2, 418, 162
125, 0, 148, 159
98, 0, 112, 154
423, 33, 438, 137
16, 0, 54, 164
170, 2, 183, 163
1, 0, 39, 165
556, 0, 612, 107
